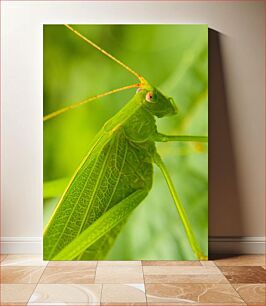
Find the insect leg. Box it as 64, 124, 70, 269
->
153, 152, 207, 260
154, 133, 208, 143
52, 189, 148, 260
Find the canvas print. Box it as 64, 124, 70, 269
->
43, 24, 208, 260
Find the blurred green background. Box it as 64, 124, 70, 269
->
43, 24, 208, 260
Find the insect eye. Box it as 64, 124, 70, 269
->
145, 91, 154, 102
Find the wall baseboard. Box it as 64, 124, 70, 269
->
0, 236, 265, 255
1, 237, 42, 254
209, 236, 265, 255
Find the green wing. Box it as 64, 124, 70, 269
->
43, 127, 153, 260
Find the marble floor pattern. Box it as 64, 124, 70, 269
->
0, 255, 265, 305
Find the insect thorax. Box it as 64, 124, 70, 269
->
123, 106, 157, 142
102, 91, 158, 143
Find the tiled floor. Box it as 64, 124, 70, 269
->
0, 254, 265, 305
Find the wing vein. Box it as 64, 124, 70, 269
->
47, 137, 111, 258
81, 133, 129, 259
76, 136, 116, 236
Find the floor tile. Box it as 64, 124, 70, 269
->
214, 255, 265, 266
142, 260, 201, 266
1, 304, 27, 306
147, 302, 246, 306
1, 284, 35, 303
48, 260, 97, 267
1, 255, 48, 267
1, 266, 45, 283
143, 265, 228, 284
101, 302, 147, 306
98, 261, 141, 266
233, 284, 266, 303
0, 254, 7, 261
145, 283, 245, 304
101, 284, 146, 303
143, 265, 221, 275
201, 260, 216, 266
219, 266, 266, 283
39, 266, 95, 284
28, 284, 101, 305
95, 265, 143, 283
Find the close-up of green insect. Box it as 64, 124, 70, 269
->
43, 24, 208, 261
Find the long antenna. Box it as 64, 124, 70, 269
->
43, 25, 147, 121
64, 24, 143, 82
43, 83, 139, 122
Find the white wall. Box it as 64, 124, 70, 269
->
1, 1, 265, 254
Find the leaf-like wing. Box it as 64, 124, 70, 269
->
53, 189, 148, 260
43, 128, 153, 260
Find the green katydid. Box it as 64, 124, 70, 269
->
43, 24, 208, 260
